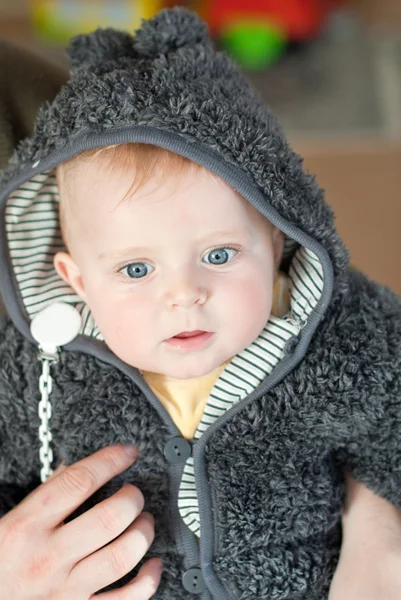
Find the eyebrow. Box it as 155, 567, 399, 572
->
97, 229, 250, 261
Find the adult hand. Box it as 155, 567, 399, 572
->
329, 546, 401, 600
329, 472, 401, 600
0, 444, 162, 599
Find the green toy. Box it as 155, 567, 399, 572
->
220, 21, 287, 70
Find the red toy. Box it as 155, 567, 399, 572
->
171, 0, 342, 69
206, 0, 335, 41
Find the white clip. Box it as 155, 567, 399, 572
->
31, 302, 82, 350
30, 303, 82, 483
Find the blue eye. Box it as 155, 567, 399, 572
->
121, 263, 153, 279
119, 246, 240, 279
203, 247, 238, 265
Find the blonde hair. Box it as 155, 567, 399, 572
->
56, 143, 205, 250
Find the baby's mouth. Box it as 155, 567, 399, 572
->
172, 330, 207, 339
164, 330, 215, 351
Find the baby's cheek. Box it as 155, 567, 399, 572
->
90, 295, 148, 359
223, 275, 273, 340
236, 272, 273, 312
104, 318, 145, 365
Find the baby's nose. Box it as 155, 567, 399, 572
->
166, 277, 208, 309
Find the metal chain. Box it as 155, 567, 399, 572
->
38, 350, 59, 483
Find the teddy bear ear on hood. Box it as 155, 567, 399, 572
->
67, 27, 136, 70
132, 6, 212, 58
66, 7, 212, 71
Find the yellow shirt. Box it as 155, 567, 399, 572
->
142, 273, 290, 439
143, 360, 230, 439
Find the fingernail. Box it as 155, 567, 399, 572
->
122, 445, 138, 458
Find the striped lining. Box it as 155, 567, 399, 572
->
5, 171, 103, 339
5, 168, 324, 539
177, 246, 323, 536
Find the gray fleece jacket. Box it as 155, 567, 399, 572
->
0, 8, 400, 600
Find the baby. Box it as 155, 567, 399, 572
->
0, 7, 400, 600
54, 143, 286, 405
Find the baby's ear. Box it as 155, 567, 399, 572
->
272, 228, 285, 271
54, 252, 87, 302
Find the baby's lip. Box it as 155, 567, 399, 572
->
170, 330, 208, 339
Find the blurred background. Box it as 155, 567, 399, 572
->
0, 0, 400, 295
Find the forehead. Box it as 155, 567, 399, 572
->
62, 151, 270, 236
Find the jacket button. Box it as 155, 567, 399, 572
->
284, 335, 299, 355
164, 437, 192, 464
182, 567, 207, 594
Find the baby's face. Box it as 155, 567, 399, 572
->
55, 157, 283, 379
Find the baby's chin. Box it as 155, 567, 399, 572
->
103, 345, 215, 379
167, 365, 218, 380
137, 355, 228, 380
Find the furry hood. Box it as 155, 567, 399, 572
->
0, 6, 348, 353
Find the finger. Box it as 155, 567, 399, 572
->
70, 512, 156, 597
55, 483, 144, 565
21, 445, 138, 529
47, 462, 67, 481
93, 558, 163, 600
